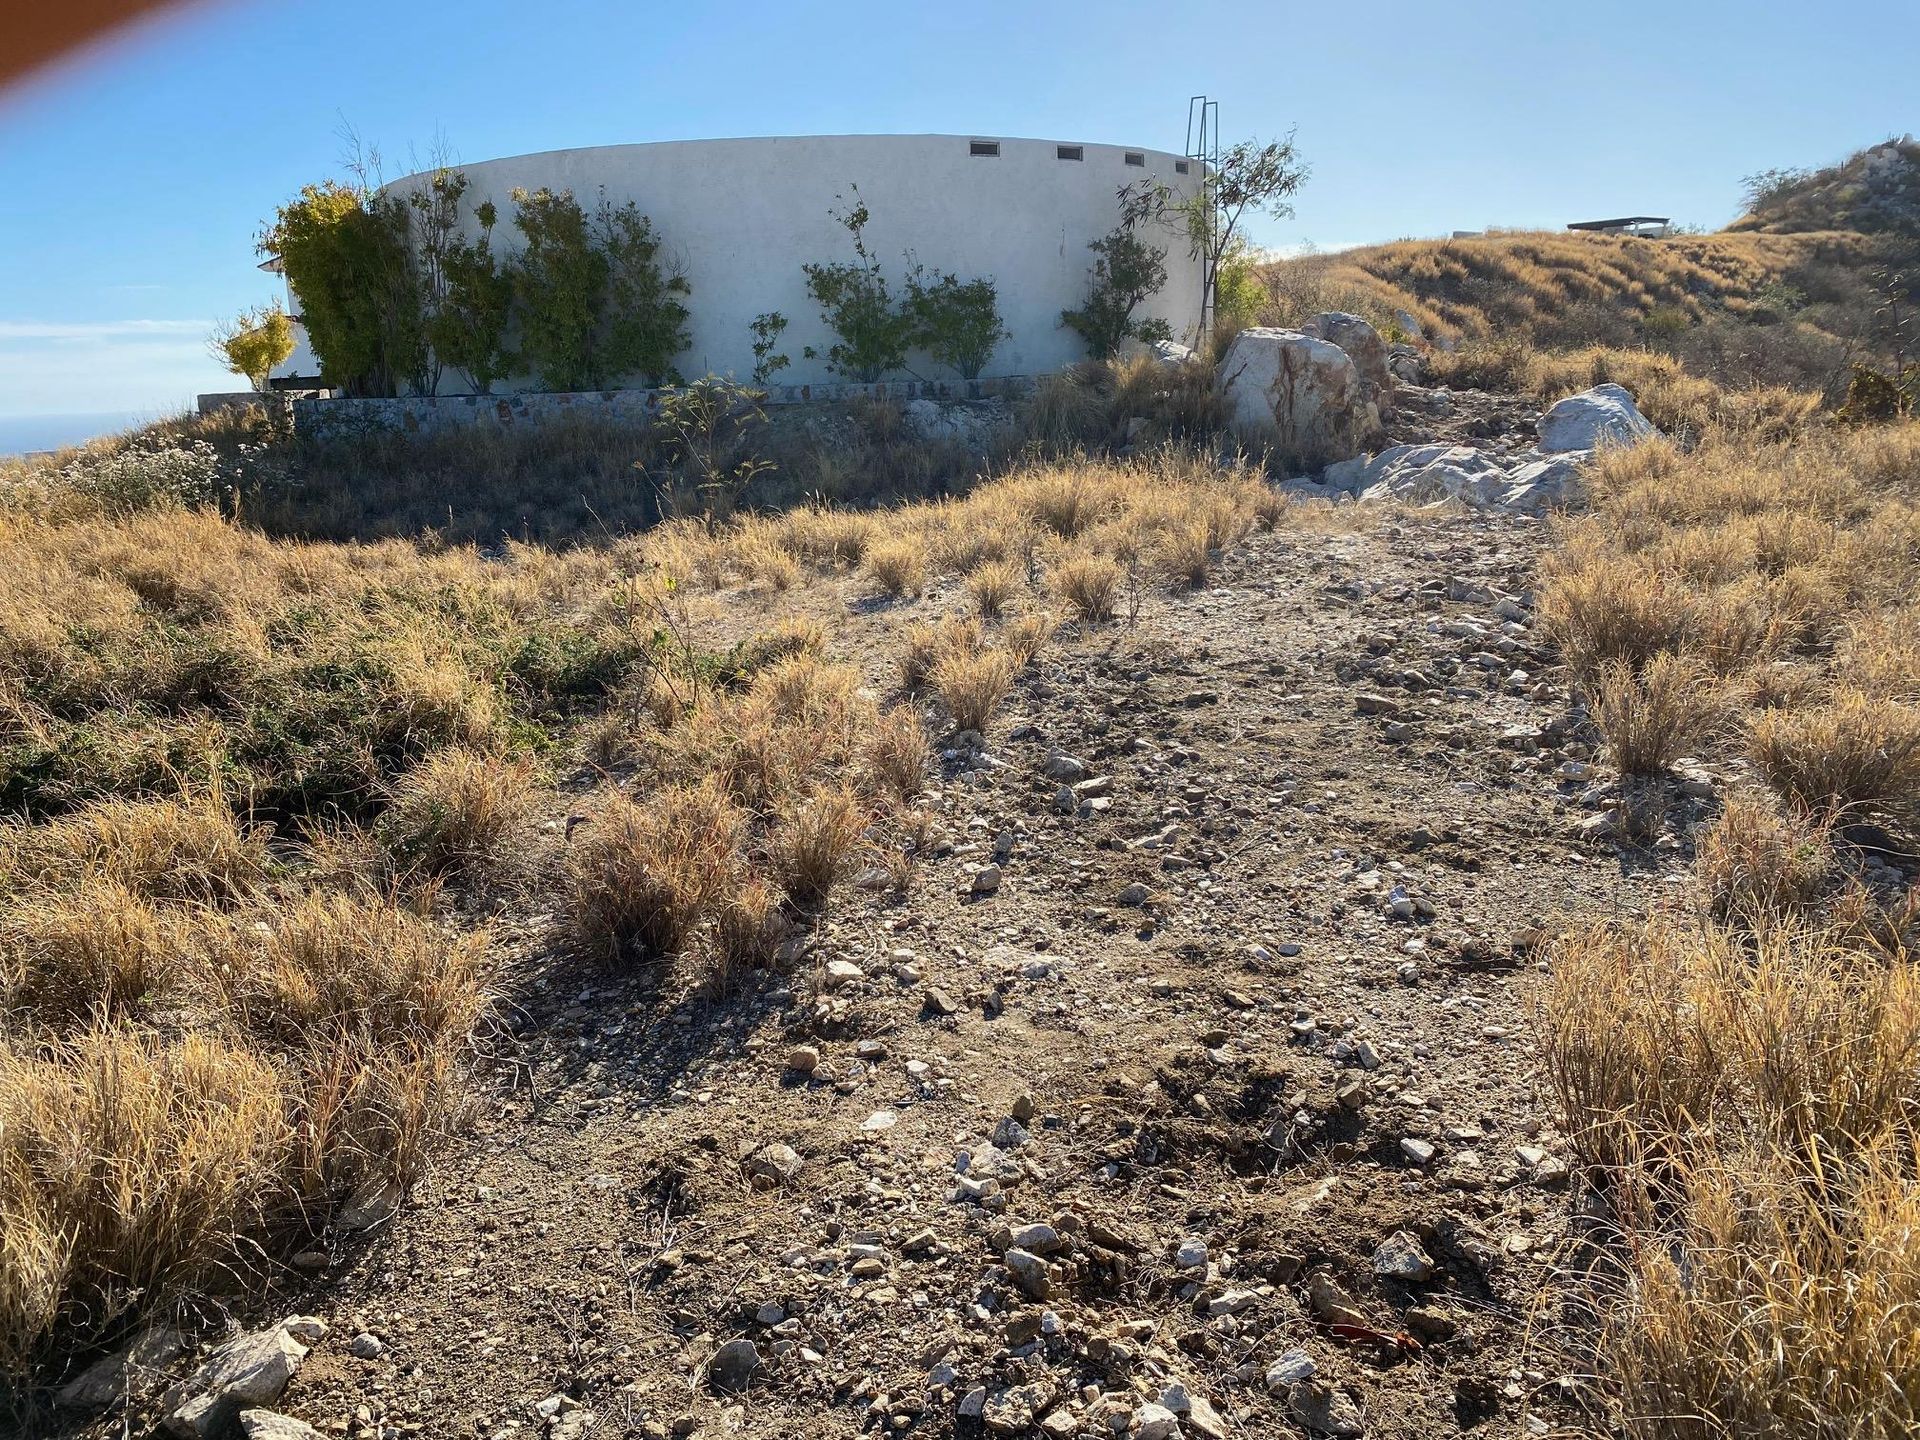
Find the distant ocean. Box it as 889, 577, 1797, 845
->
0, 411, 159, 459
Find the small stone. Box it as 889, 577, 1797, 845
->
1174, 1236, 1209, 1270
922, 987, 960, 1016
744, 1142, 804, 1187
347, 1333, 385, 1360
958, 1386, 988, 1418
1011, 1222, 1060, 1252
1307, 1272, 1365, 1327
1401, 1137, 1437, 1166
1041, 753, 1087, 782
1185, 1395, 1226, 1439
1009, 1092, 1036, 1122
1405, 1305, 1458, 1342
1118, 882, 1152, 906
1372, 1231, 1437, 1282
1132, 1402, 1181, 1440
708, 1338, 764, 1392
824, 959, 865, 988
786, 1045, 820, 1074
971, 865, 1003, 895
1265, 1349, 1317, 1390
1289, 1381, 1364, 1438
237, 1413, 327, 1440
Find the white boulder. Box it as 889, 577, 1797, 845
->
1538, 383, 1658, 453
1325, 443, 1509, 506
1502, 451, 1590, 511
1215, 327, 1378, 467
1300, 311, 1394, 403
1147, 338, 1196, 367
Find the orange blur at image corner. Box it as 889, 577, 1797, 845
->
0, 0, 206, 94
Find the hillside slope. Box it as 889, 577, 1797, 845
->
1728, 136, 1920, 238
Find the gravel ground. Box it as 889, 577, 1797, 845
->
193, 501, 1709, 1440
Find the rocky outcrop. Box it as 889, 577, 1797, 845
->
1215, 328, 1379, 468
1315, 441, 1589, 511
1537, 383, 1657, 453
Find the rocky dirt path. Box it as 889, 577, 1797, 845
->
267, 508, 1692, 1440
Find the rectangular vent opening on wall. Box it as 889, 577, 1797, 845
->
1124, 152, 1146, 167
970, 140, 1000, 157
1056, 145, 1084, 161
1175, 160, 1190, 174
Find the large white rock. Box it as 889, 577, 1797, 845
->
1538, 383, 1658, 453
1300, 312, 1393, 402
1215, 327, 1378, 467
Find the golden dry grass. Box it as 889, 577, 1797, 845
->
1539, 420, 1920, 831
1536, 915, 1920, 1438
1260, 228, 1879, 349
1534, 406, 1920, 1436
0, 417, 1309, 1387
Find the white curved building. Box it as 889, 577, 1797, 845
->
276, 134, 1206, 394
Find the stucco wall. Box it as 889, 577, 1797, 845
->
309, 134, 1203, 394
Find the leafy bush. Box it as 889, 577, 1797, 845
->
264, 181, 425, 397
428, 192, 514, 395
1836, 361, 1920, 424
208, 305, 295, 391
1062, 186, 1173, 359
509, 187, 690, 391
749, 311, 790, 385
802, 191, 915, 382
907, 268, 1007, 380
646, 376, 775, 520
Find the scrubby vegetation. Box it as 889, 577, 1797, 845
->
0, 396, 1326, 1392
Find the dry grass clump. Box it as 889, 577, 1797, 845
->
568, 779, 746, 961
0, 840, 491, 1375
377, 748, 538, 875
1537, 914, 1920, 1437
965, 558, 1024, 619
0, 878, 188, 1025
0, 1031, 289, 1374
862, 705, 929, 801
1695, 793, 1833, 928
1590, 654, 1725, 775
863, 537, 927, 597
769, 786, 868, 907
933, 647, 1017, 734
568, 653, 929, 970
1541, 421, 1920, 832
1050, 548, 1124, 623
1003, 609, 1057, 667
899, 615, 985, 692
1750, 690, 1920, 829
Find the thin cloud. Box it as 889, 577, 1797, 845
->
0, 319, 210, 341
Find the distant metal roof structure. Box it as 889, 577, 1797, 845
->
1567, 216, 1671, 233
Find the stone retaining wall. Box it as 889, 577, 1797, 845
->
291, 377, 1031, 440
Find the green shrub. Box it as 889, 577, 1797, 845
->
1836, 362, 1920, 425
263, 181, 424, 397
1062, 187, 1173, 359
802, 190, 915, 382
509, 187, 690, 391
907, 269, 1007, 380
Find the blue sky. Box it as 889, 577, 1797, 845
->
0, 0, 1913, 422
